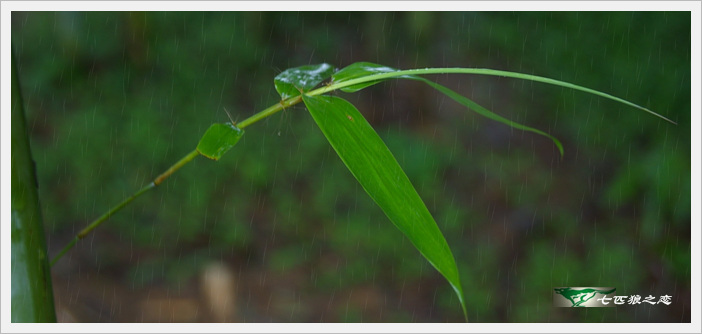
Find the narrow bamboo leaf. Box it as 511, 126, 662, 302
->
333, 62, 563, 155
274, 63, 335, 100
196, 123, 244, 160
325, 65, 675, 124
302, 94, 467, 319
413, 77, 564, 156
332, 61, 405, 92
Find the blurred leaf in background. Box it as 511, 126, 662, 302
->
12, 11, 689, 322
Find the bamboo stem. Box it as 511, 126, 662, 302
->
51, 150, 200, 266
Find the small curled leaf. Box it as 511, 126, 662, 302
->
274, 63, 335, 100
332, 62, 405, 92
196, 123, 244, 161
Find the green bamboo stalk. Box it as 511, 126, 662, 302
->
11, 50, 57, 322
50, 150, 199, 266
50, 182, 155, 266
236, 95, 302, 129
52, 90, 303, 266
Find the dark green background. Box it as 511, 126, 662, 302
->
12, 12, 690, 322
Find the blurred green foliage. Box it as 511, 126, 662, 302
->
12, 12, 689, 322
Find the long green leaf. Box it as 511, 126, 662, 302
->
320, 64, 676, 125
414, 77, 564, 156
302, 94, 467, 320
332, 62, 563, 155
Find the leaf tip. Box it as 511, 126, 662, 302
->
555, 140, 564, 159
637, 106, 677, 125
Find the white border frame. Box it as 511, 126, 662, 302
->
2, 2, 699, 333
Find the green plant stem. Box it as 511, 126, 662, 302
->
236, 95, 302, 129
154, 149, 199, 185
50, 183, 154, 266
52, 92, 300, 264
51, 149, 199, 266
52, 92, 300, 265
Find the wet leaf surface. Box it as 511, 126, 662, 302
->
274, 63, 335, 100
196, 123, 244, 161
303, 94, 467, 318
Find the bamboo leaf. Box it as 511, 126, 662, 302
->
274, 63, 335, 100
323, 65, 676, 124
332, 61, 406, 92
332, 62, 563, 155
414, 77, 564, 156
302, 94, 467, 319
196, 123, 244, 161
